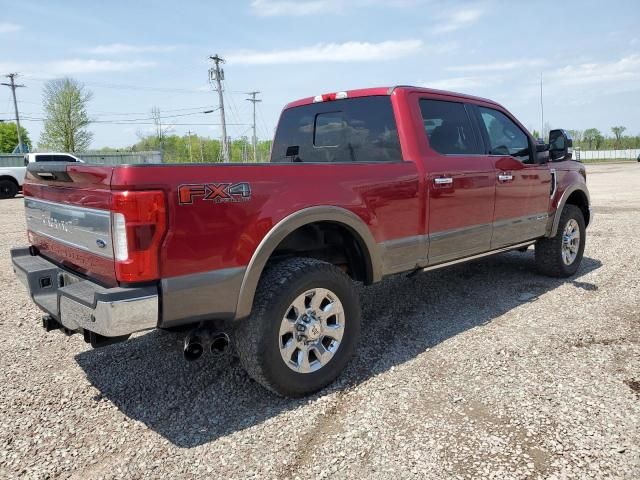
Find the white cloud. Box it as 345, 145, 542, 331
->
432, 6, 484, 34
250, 0, 333, 16
421, 76, 500, 91
0, 22, 22, 34
447, 59, 546, 72
250, 0, 420, 16
0, 59, 156, 77
227, 40, 422, 65
84, 43, 177, 55
547, 54, 640, 89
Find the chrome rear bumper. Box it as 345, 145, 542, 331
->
11, 247, 158, 338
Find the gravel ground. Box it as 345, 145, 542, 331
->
0, 163, 638, 479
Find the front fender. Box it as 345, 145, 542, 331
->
546, 181, 591, 237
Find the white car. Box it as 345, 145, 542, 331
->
0, 153, 83, 199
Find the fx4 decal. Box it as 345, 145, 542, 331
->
178, 182, 252, 205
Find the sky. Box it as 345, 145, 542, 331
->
1, 0, 639, 149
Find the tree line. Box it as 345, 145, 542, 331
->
2, 76, 639, 157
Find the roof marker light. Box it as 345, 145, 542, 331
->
335, 91, 348, 99
313, 95, 323, 103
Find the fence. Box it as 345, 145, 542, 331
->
0, 151, 162, 168
575, 149, 640, 162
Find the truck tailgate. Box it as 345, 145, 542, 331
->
23, 163, 117, 286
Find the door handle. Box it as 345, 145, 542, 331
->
433, 177, 453, 185
498, 172, 513, 182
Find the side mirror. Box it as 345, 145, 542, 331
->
535, 141, 549, 164
549, 129, 573, 162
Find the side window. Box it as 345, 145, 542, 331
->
271, 96, 401, 163
478, 107, 532, 163
53, 155, 77, 162
419, 99, 480, 155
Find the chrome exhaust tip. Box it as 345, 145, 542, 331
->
210, 332, 230, 356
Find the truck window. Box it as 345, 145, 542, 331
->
271, 96, 401, 163
36, 154, 77, 163
478, 107, 532, 163
420, 99, 480, 155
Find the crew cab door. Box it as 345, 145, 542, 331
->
471, 106, 552, 247
418, 98, 496, 265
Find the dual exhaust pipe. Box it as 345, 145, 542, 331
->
183, 327, 230, 361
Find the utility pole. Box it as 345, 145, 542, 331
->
245, 91, 261, 162
199, 137, 204, 163
209, 55, 229, 162
187, 130, 193, 162
1, 73, 26, 153
540, 73, 544, 142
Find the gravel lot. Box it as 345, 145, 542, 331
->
0, 163, 638, 479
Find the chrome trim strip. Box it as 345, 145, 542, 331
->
25, 198, 113, 259
422, 241, 534, 272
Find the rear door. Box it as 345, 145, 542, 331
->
418, 97, 496, 265
472, 105, 552, 247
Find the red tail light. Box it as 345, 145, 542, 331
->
111, 190, 166, 283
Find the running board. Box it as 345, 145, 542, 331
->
421, 241, 535, 273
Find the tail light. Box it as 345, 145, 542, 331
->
111, 190, 166, 283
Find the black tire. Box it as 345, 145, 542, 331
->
535, 204, 586, 277
0, 179, 19, 199
234, 257, 361, 397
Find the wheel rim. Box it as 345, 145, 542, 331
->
561, 218, 580, 265
278, 288, 345, 374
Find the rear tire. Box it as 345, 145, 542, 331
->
535, 204, 586, 277
234, 257, 361, 397
0, 179, 18, 199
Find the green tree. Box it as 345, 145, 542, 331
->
0, 122, 31, 153
583, 128, 601, 149
611, 126, 626, 148
39, 78, 93, 152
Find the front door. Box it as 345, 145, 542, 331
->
474, 106, 552, 247
419, 98, 496, 265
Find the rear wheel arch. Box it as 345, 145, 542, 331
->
234, 206, 380, 320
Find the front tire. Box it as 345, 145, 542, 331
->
0, 179, 18, 199
234, 257, 361, 397
535, 204, 586, 277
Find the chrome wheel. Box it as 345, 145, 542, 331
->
561, 218, 580, 265
279, 288, 345, 373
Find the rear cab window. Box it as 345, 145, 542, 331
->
271, 96, 402, 163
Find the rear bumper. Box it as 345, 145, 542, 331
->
11, 247, 158, 337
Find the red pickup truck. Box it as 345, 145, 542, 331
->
12, 86, 591, 397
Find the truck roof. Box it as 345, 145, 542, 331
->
284, 85, 502, 110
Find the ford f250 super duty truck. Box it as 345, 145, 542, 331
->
11, 86, 591, 397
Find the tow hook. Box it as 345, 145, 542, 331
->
183, 326, 230, 361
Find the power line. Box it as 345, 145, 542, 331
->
1, 73, 26, 152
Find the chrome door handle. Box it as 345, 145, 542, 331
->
433, 177, 453, 185
498, 173, 513, 182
